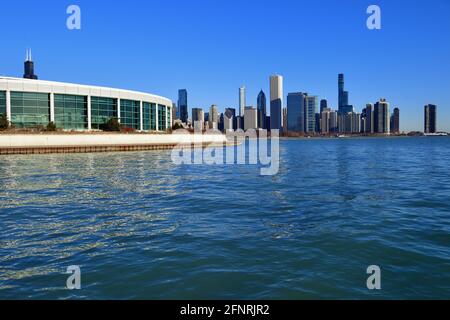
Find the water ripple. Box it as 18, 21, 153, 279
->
0, 137, 449, 299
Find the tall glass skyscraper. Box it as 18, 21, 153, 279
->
305, 96, 318, 133
338, 74, 346, 108
270, 75, 283, 131
320, 99, 328, 113
424, 104, 437, 133
178, 89, 188, 123
364, 104, 374, 133
287, 92, 306, 133
257, 90, 266, 129
239, 86, 246, 117
391, 107, 400, 134
338, 74, 353, 114
374, 99, 390, 134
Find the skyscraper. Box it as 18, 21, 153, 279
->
338, 74, 353, 114
287, 92, 306, 133
282, 107, 288, 133
192, 108, 204, 131
224, 108, 234, 131
424, 104, 437, 133
320, 99, 328, 113
365, 104, 374, 133
339, 112, 361, 133
338, 74, 346, 108
239, 86, 246, 117
178, 89, 188, 123
329, 111, 338, 133
257, 90, 267, 129
270, 75, 283, 131
320, 109, 331, 134
172, 103, 177, 124
23, 49, 38, 80
315, 113, 321, 133
391, 108, 400, 134
218, 113, 224, 132
305, 96, 318, 133
374, 99, 390, 134
225, 108, 237, 130
244, 107, 258, 130
352, 113, 361, 133
209, 105, 219, 130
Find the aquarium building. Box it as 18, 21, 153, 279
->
0, 76, 173, 132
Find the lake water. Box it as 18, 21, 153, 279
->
0, 137, 449, 299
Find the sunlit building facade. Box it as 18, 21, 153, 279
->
0, 77, 172, 131
270, 75, 283, 131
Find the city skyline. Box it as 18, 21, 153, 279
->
174, 73, 426, 135
2, 50, 438, 135
0, 0, 449, 131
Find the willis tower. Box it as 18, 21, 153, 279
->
23, 49, 38, 80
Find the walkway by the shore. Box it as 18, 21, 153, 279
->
0, 133, 227, 155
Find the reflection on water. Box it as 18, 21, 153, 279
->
0, 137, 450, 299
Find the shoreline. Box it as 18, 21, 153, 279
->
1, 132, 448, 155
0, 133, 228, 155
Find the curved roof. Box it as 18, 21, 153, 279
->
0, 76, 172, 106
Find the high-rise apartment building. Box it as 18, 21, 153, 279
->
320, 108, 331, 134
391, 107, 400, 134
244, 107, 258, 130
329, 111, 338, 133
192, 108, 204, 131
338, 112, 361, 133
424, 104, 437, 134
374, 99, 390, 134
270, 75, 283, 131
209, 105, 219, 130
364, 104, 374, 133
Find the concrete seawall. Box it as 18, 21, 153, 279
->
0, 133, 228, 155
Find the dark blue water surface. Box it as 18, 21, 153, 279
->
0, 137, 449, 299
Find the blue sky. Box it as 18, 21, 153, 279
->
0, 0, 449, 131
